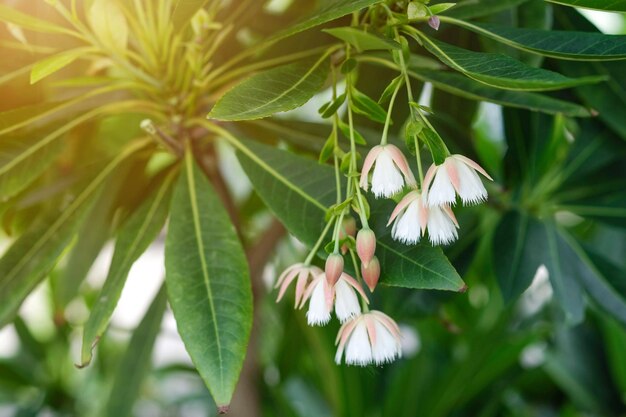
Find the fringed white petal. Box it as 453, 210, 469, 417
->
371, 149, 404, 198
306, 280, 331, 326
391, 198, 422, 244
454, 159, 488, 205
427, 206, 458, 245
345, 321, 373, 366
334, 279, 361, 323
371, 320, 401, 365
427, 165, 457, 207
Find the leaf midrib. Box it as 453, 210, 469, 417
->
185, 153, 224, 388
211, 56, 326, 120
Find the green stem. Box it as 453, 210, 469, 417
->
304, 218, 337, 265
380, 79, 403, 145
349, 249, 369, 312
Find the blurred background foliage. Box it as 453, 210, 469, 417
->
0, 0, 626, 417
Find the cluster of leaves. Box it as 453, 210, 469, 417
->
0, 0, 625, 415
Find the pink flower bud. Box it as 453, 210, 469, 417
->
356, 228, 376, 266
428, 16, 440, 30
361, 256, 380, 292
325, 253, 344, 286
340, 217, 357, 255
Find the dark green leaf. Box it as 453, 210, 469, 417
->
80, 171, 175, 366
165, 150, 252, 408
443, 0, 530, 19
420, 36, 605, 91
338, 120, 367, 145
378, 75, 404, 104
103, 285, 167, 417
418, 128, 448, 165
350, 88, 387, 123
271, 0, 383, 42
409, 68, 593, 117
319, 131, 336, 163
445, 19, 626, 61
236, 139, 465, 291
320, 93, 346, 118
0, 140, 148, 327
323, 27, 400, 51
547, 0, 626, 11
208, 57, 329, 121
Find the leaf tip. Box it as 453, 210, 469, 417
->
217, 405, 230, 414
458, 283, 468, 293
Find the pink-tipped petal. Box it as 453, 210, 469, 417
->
360, 146, 384, 190
386, 145, 416, 186
276, 268, 300, 302
443, 206, 460, 228
300, 275, 322, 309
294, 270, 310, 308
341, 274, 369, 303
453, 154, 493, 181
275, 264, 299, 288
446, 160, 461, 194
324, 280, 335, 310
423, 163, 437, 191
418, 197, 429, 232
387, 191, 419, 226
365, 315, 377, 346
372, 311, 402, 340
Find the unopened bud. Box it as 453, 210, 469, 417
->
325, 253, 344, 286
428, 16, 440, 31
340, 217, 357, 254
361, 256, 380, 292
356, 228, 376, 266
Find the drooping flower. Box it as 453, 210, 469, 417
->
388, 191, 459, 245
275, 263, 322, 308
302, 272, 369, 326
360, 144, 416, 198
424, 155, 493, 207
335, 311, 402, 366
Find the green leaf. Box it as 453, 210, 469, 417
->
0, 140, 148, 327
103, 285, 167, 417
171, 0, 209, 29
319, 93, 346, 118
208, 57, 329, 121
323, 27, 400, 51
547, 0, 626, 11
271, 0, 383, 42
420, 36, 605, 91
443, 0, 530, 19
30, 48, 87, 84
350, 88, 387, 123
418, 127, 448, 165
235, 139, 465, 291
444, 19, 626, 61
601, 317, 626, 394
80, 171, 175, 367
429, 3, 457, 14
378, 75, 404, 105
87, 0, 128, 52
409, 68, 594, 117
562, 234, 626, 326
555, 8, 626, 141
0, 128, 63, 199
0, 4, 73, 34
493, 211, 543, 302
165, 149, 252, 409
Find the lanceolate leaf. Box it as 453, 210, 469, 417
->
103, 285, 167, 417
80, 170, 175, 367
323, 27, 400, 51
410, 69, 593, 117
171, 0, 209, 29
0, 140, 148, 327
0, 4, 74, 35
0, 129, 63, 199
236, 139, 465, 291
165, 149, 252, 409
30, 48, 89, 84
271, 0, 383, 42
443, 0, 530, 19
443, 19, 626, 61
420, 36, 605, 91
208, 57, 329, 121
547, 0, 626, 11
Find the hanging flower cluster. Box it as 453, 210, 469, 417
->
274, 5, 493, 367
